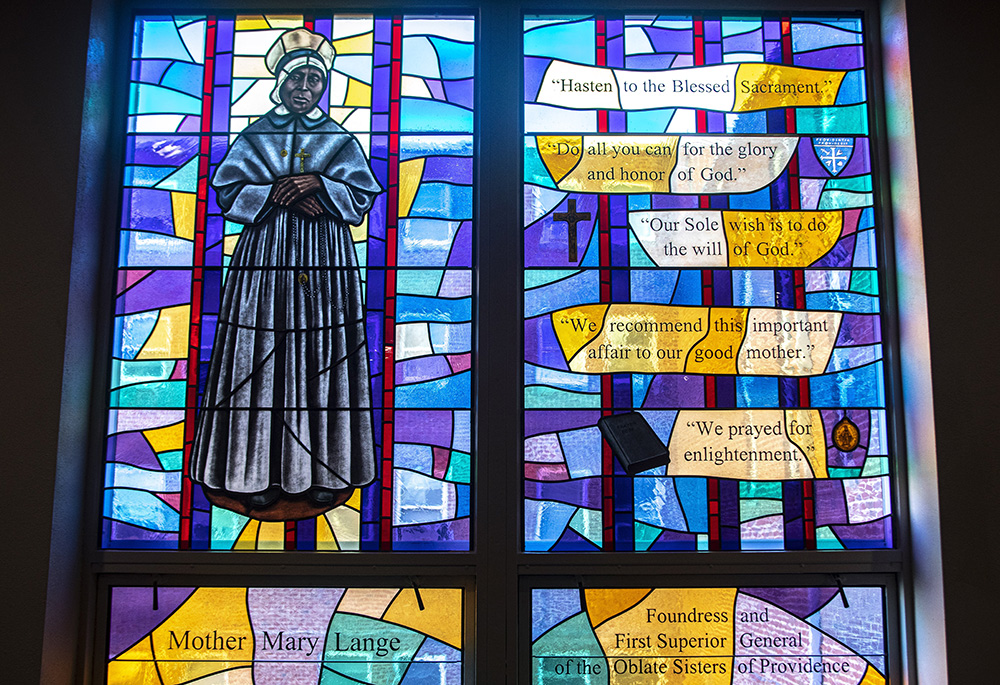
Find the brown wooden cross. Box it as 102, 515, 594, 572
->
552, 198, 591, 262
294, 148, 310, 173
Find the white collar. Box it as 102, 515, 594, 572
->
275, 105, 324, 120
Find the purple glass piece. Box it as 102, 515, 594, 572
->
214, 53, 232, 86
742, 587, 840, 619
647, 528, 698, 550
393, 518, 470, 547
524, 56, 550, 102
136, 59, 172, 84
107, 432, 162, 470
426, 78, 446, 100
811, 234, 855, 268
423, 156, 473, 184
524, 410, 600, 438
395, 410, 453, 448
123, 188, 171, 232
117, 269, 191, 315
705, 43, 723, 64
607, 36, 624, 68
814, 480, 848, 526
794, 45, 864, 70
443, 78, 475, 109
108, 586, 196, 658
216, 19, 234, 52
704, 21, 721, 43
834, 517, 891, 548
642, 374, 706, 408
372, 66, 390, 111
524, 316, 570, 371
396, 356, 452, 385
823, 409, 870, 468
525, 478, 602, 508
651, 194, 699, 209
524, 194, 599, 266
765, 40, 782, 62
553, 526, 599, 550
627, 54, 677, 70
764, 20, 780, 41
108, 519, 178, 547
723, 29, 763, 54
842, 138, 871, 176
374, 17, 390, 45
211, 87, 229, 132
836, 313, 881, 346
644, 27, 693, 54
447, 221, 472, 267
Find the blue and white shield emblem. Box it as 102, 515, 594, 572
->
813, 137, 854, 176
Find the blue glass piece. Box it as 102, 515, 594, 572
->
429, 322, 471, 354
110, 380, 186, 408
160, 62, 204, 96
402, 36, 442, 78
827, 344, 881, 372
396, 270, 444, 296
408, 183, 473, 220
524, 499, 577, 550
736, 376, 780, 408
130, 83, 202, 116
155, 157, 199, 191
399, 135, 473, 160
524, 19, 596, 63
134, 19, 194, 61
524, 364, 600, 394
394, 443, 434, 475
674, 477, 708, 533
104, 488, 180, 531
805, 291, 879, 313
634, 477, 687, 531
105, 463, 181, 492
454, 411, 471, 452
671, 269, 703, 304
334, 55, 374, 84
393, 471, 456, 524
395, 370, 471, 408
401, 99, 473, 133
524, 386, 600, 409
632, 374, 653, 408
429, 37, 474, 79
119, 231, 194, 267
796, 104, 869, 136
124, 166, 175, 188
524, 271, 600, 317
397, 219, 461, 266
113, 310, 159, 360
559, 427, 602, 478
396, 295, 471, 323
835, 70, 866, 106
792, 21, 862, 53
809, 360, 884, 407
531, 589, 581, 640
626, 108, 675, 133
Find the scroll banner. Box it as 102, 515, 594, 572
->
667, 409, 827, 480
552, 304, 842, 376
536, 135, 797, 194
629, 210, 844, 268
536, 61, 847, 112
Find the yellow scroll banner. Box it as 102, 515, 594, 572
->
629, 210, 844, 267
537, 60, 847, 112
536, 135, 798, 194
552, 304, 841, 376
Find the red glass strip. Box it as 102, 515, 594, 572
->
180, 17, 216, 549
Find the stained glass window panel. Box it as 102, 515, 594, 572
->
523, 14, 889, 552
531, 586, 887, 683
106, 13, 475, 551
107, 586, 465, 684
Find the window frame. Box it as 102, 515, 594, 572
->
41, 1, 947, 683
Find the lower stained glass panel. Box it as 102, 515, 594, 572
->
531, 586, 887, 684
106, 586, 465, 684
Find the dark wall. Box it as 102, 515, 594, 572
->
2, 1, 995, 681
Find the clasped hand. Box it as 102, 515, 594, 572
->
271, 174, 326, 218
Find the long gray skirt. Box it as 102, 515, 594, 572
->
191, 209, 375, 495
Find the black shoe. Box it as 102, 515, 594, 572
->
308, 487, 337, 505
247, 485, 281, 508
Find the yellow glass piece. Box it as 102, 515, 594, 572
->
584, 588, 652, 628
593, 588, 735, 683
345, 487, 361, 510
171, 192, 196, 240
543, 135, 679, 193
144, 421, 184, 453
786, 409, 829, 479
737, 309, 842, 377
343, 78, 372, 107
224, 234, 240, 256
256, 521, 285, 550
685, 307, 748, 375
266, 15, 305, 29
397, 157, 425, 218
733, 63, 845, 111
723, 210, 843, 267
184, 668, 254, 684
332, 32, 374, 55
550, 304, 608, 362
350, 215, 368, 243
151, 588, 254, 685
234, 16, 271, 30
536, 135, 584, 184
136, 305, 190, 360
232, 56, 271, 79
860, 664, 887, 685
338, 588, 400, 618
107, 637, 160, 685
384, 588, 463, 649
315, 513, 339, 550
232, 521, 260, 550
329, 107, 354, 126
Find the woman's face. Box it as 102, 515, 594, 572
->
279, 66, 326, 113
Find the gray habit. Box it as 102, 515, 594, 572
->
191, 108, 381, 496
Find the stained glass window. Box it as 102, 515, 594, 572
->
106, 586, 465, 683
105, 13, 475, 551
531, 585, 887, 683
523, 14, 889, 552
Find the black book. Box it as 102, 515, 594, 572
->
597, 412, 671, 476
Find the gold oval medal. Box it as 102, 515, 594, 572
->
833, 416, 861, 452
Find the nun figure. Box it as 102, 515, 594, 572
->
191, 28, 381, 520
